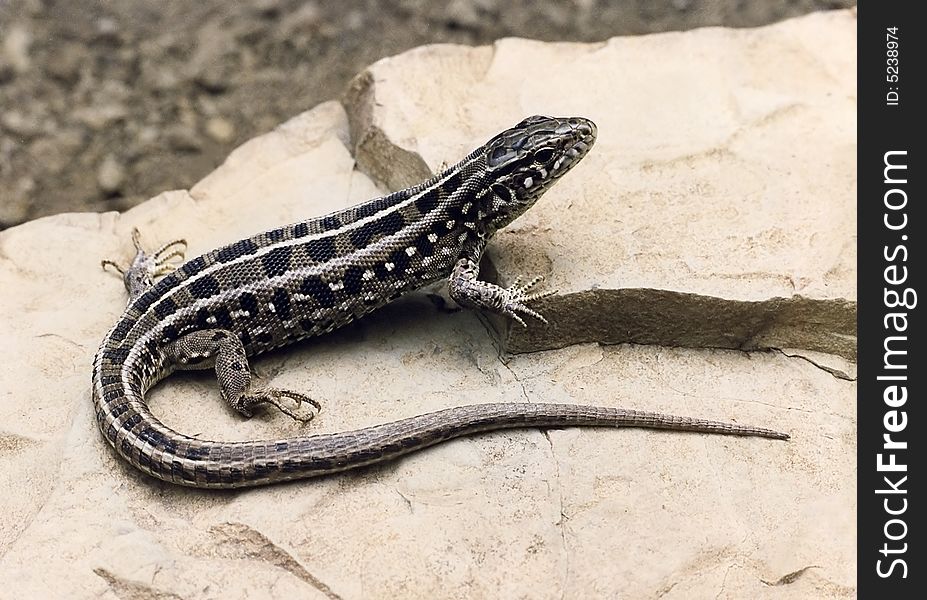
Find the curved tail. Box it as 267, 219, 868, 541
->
105, 402, 787, 489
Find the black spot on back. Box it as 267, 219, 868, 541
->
343, 266, 365, 295
189, 275, 220, 299
266, 227, 286, 242
350, 212, 406, 249
379, 212, 406, 237
414, 187, 440, 214
195, 307, 212, 328
212, 306, 234, 329
239, 292, 259, 315
160, 324, 180, 343
154, 297, 178, 320
300, 276, 335, 308
350, 221, 379, 248
306, 237, 336, 262
442, 171, 462, 193
416, 230, 438, 254
271, 287, 292, 320
373, 261, 391, 280
388, 248, 412, 273
262, 246, 292, 277
294, 222, 309, 238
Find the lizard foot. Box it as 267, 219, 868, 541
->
236, 387, 322, 424
102, 228, 188, 299
500, 275, 556, 327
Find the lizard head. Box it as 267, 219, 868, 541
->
480, 115, 597, 231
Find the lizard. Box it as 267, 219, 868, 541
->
92, 115, 788, 489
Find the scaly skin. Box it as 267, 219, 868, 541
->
92, 116, 787, 488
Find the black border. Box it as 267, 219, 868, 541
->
859, 3, 923, 596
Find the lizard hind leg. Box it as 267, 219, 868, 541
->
169, 329, 321, 423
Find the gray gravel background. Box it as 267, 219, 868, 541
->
0, 0, 854, 228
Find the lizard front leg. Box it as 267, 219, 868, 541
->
448, 237, 555, 327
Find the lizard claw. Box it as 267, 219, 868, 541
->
246, 388, 321, 423
150, 233, 188, 270
501, 275, 556, 327
102, 228, 188, 297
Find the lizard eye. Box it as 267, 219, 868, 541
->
533, 148, 555, 163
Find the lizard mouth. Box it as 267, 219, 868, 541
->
552, 120, 596, 175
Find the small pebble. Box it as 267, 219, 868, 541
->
97, 154, 125, 194
2, 25, 32, 73
1, 110, 41, 137
205, 117, 235, 143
